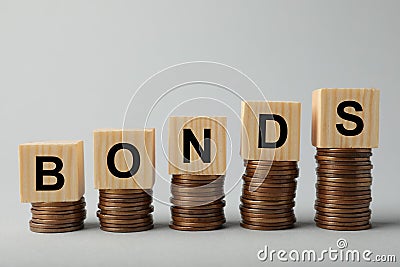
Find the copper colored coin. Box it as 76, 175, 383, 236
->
242, 190, 295, 197
316, 184, 370, 191
246, 170, 299, 176
29, 220, 83, 229
241, 194, 295, 202
171, 196, 224, 202
241, 220, 295, 227
316, 222, 371, 231
31, 210, 86, 220
31, 202, 86, 211
30, 208, 86, 216
240, 205, 293, 214
314, 206, 370, 214
240, 222, 294, 230
315, 219, 370, 227
97, 209, 153, 219
316, 152, 372, 158
318, 164, 373, 170
315, 214, 370, 222
100, 224, 154, 233
171, 215, 225, 223
318, 177, 372, 183
316, 194, 371, 201
30, 223, 84, 233
241, 197, 294, 206
31, 216, 85, 225
315, 155, 370, 161
99, 192, 152, 199
315, 202, 371, 210
245, 160, 297, 166
99, 217, 153, 225
246, 166, 298, 172
317, 173, 372, 179
316, 197, 372, 204
317, 160, 372, 166
98, 203, 152, 211
243, 181, 297, 188
171, 219, 225, 227
240, 210, 294, 218
173, 174, 224, 181
171, 179, 224, 185
242, 215, 295, 223
100, 189, 152, 194
242, 175, 297, 183
316, 189, 371, 196
171, 211, 224, 218
243, 185, 296, 193
99, 200, 152, 208
32, 197, 85, 207
316, 168, 371, 175
170, 198, 224, 207
99, 195, 151, 202
317, 181, 372, 188
316, 210, 371, 218
169, 224, 222, 231
171, 187, 224, 194
241, 202, 295, 210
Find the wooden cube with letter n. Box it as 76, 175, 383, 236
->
311, 88, 380, 231
19, 140, 86, 233
93, 129, 156, 232
168, 116, 227, 231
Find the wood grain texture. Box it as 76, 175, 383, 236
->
94, 129, 155, 189
241, 101, 301, 161
312, 88, 380, 148
168, 116, 227, 175
19, 140, 85, 203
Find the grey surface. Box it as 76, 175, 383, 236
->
0, 0, 399, 266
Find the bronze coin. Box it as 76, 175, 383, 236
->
316, 168, 371, 175
171, 191, 224, 198
316, 198, 372, 205
240, 222, 294, 230
241, 214, 295, 223
241, 203, 295, 210
171, 187, 224, 194
317, 160, 372, 166
246, 166, 298, 172
99, 217, 153, 225
243, 185, 296, 194
315, 219, 370, 227
32, 197, 85, 207
97, 209, 153, 219
30, 208, 86, 216
315, 155, 370, 161
316, 152, 372, 158
30, 223, 84, 233
316, 210, 371, 218
314, 206, 370, 214
242, 177, 297, 185
316, 194, 371, 201
31, 216, 85, 225
169, 224, 222, 231
171, 210, 224, 218
246, 169, 299, 176
99, 196, 152, 203
316, 184, 370, 191
98, 209, 151, 216
241, 219, 295, 227
240, 205, 293, 214
31, 210, 86, 220
315, 214, 370, 222
29, 220, 83, 229
171, 179, 224, 185
171, 195, 225, 202
316, 189, 371, 196
243, 181, 297, 188
318, 164, 373, 170
98, 203, 152, 211
171, 219, 225, 227
316, 222, 371, 231
173, 174, 224, 181
31, 202, 86, 211
317, 181, 372, 187
100, 224, 154, 233
171, 215, 225, 223
99, 200, 152, 208
315, 202, 371, 210
241, 197, 294, 206
241, 194, 295, 202
243, 190, 295, 197
99, 189, 153, 195
99, 192, 152, 199
245, 160, 297, 166
318, 177, 372, 183
240, 210, 294, 218
317, 173, 372, 179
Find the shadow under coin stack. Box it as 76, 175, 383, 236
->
240, 160, 298, 230
170, 174, 226, 231
314, 148, 373, 231
30, 197, 86, 233
97, 189, 154, 233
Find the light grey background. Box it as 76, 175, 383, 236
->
0, 0, 399, 266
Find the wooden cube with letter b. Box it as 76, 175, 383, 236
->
239, 101, 301, 230
93, 129, 155, 232
168, 116, 227, 231
311, 88, 380, 231
18, 140, 86, 233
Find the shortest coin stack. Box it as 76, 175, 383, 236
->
315, 148, 373, 231
97, 189, 154, 233
170, 174, 226, 231
240, 160, 299, 230
30, 197, 86, 233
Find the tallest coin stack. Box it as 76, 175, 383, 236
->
312, 88, 380, 231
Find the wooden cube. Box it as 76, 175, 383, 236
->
241, 101, 301, 161
168, 117, 227, 175
94, 129, 155, 189
312, 88, 380, 148
19, 140, 85, 203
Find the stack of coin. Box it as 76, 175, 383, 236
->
240, 160, 298, 230
30, 197, 86, 233
314, 148, 373, 231
97, 189, 154, 233
170, 174, 226, 231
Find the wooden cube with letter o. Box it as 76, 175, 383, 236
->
93, 129, 155, 189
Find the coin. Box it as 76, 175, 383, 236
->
169, 224, 223, 231
315, 214, 370, 222
240, 222, 294, 230
315, 222, 371, 231
30, 223, 84, 233
100, 224, 154, 233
